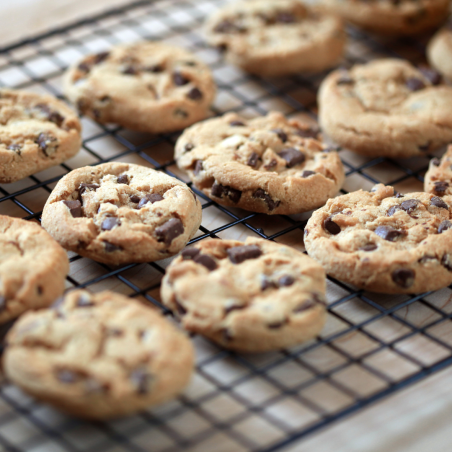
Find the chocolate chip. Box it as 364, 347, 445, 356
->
406, 77, 425, 91
173, 72, 189, 86
130, 195, 141, 203
431, 196, 448, 209
253, 188, 280, 211
101, 217, 120, 231
79, 183, 100, 196
261, 277, 277, 291
264, 159, 277, 170
392, 269, 415, 288
62, 200, 82, 218
182, 248, 201, 260
438, 220, 452, 233
56, 369, 78, 384
393, 192, 404, 198
272, 128, 287, 142
7, 144, 21, 154
94, 51, 109, 65
184, 143, 194, 153
214, 20, 244, 33
359, 243, 378, 251
155, 218, 184, 246
130, 369, 152, 394
442, 254, 452, 271
387, 205, 402, 216
122, 65, 138, 75
432, 158, 440, 166
34, 103, 65, 127
279, 148, 305, 168
194, 254, 217, 271
145, 64, 163, 73
227, 245, 262, 264
374, 225, 402, 241
301, 170, 315, 178
193, 160, 203, 176
296, 126, 320, 138
187, 87, 203, 100
337, 73, 354, 85
323, 216, 340, 235
401, 199, 420, 214
77, 293, 94, 307
36, 132, 58, 156
138, 193, 164, 208
276, 12, 296, 23
247, 152, 259, 167
278, 275, 295, 287
434, 181, 449, 194
418, 67, 442, 85
293, 299, 315, 313
117, 174, 129, 184
230, 120, 245, 127
267, 319, 287, 329
104, 241, 122, 252
174, 109, 188, 118
211, 183, 242, 203
224, 301, 246, 314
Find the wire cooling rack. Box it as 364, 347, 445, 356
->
1, 1, 452, 451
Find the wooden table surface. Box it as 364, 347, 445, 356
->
1, 1, 452, 451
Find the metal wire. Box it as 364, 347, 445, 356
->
0, 1, 450, 451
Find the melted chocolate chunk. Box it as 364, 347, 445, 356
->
438, 220, 452, 234
293, 299, 315, 313
211, 183, 242, 203
62, 200, 82, 218
374, 225, 402, 241
122, 65, 138, 75
104, 241, 122, 252
360, 243, 377, 251
230, 120, 245, 127
431, 196, 448, 209
227, 245, 262, 264
173, 72, 189, 86
182, 248, 201, 260
101, 217, 120, 231
155, 218, 184, 246
264, 159, 277, 170
394, 192, 404, 198
279, 148, 305, 168
431, 158, 440, 166
138, 193, 164, 208
261, 276, 277, 291
247, 152, 259, 167
406, 77, 425, 91
193, 160, 203, 176
392, 269, 415, 288
400, 199, 420, 214
267, 319, 287, 329
36, 133, 58, 156
301, 170, 315, 178
296, 126, 320, 138
323, 216, 340, 235
117, 174, 129, 184
130, 195, 141, 204
224, 302, 246, 314
278, 275, 295, 287
272, 128, 288, 142
187, 87, 203, 100
7, 144, 21, 154
34, 103, 65, 127
433, 181, 449, 194
145, 64, 164, 73
253, 188, 280, 211
194, 254, 217, 271
79, 183, 100, 196
387, 205, 402, 217
418, 67, 442, 85
184, 143, 194, 153
130, 369, 152, 394
94, 51, 109, 65
337, 73, 354, 85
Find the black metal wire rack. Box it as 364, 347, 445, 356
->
1, 0, 452, 451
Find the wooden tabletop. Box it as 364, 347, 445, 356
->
1, 1, 452, 451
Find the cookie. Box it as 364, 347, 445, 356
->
161, 238, 327, 352
63, 42, 216, 134
41, 163, 202, 266
175, 111, 345, 215
427, 23, 452, 81
304, 184, 452, 294
321, 0, 449, 36
0, 88, 81, 184
424, 145, 452, 196
0, 215, 69, 325
205, 0, 345, 77
319, 59, 452, 159
3, 290, 194, 419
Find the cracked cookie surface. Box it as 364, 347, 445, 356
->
63, 42, 216, 134
305, 184, 452, 294
425, 145, 452, 197
319, 59, 452, 158
428, 24, 452, 81
205, 0, 345, 76
41, 163, 202, 265
320, 0, 448, 35
161, 238, 327, 352
3, 290, 194, 419
0, 215, 69, 324
175, 111, 345, 215
0, 88, 81, 183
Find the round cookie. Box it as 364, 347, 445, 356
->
175, 111, 345, 215
319, 59, 452, 159
161, 238, 327, 352
204, 0, 346, 77
427, 23, 452, 81
424, 145, 452, 196
0, 88, 81, 183
320, 0, 449, 36
0, 215, 69, 325
3, 290, 194, 419
41, 163, 202, 265
63, 42, 216, 134
305, 184, 452, 294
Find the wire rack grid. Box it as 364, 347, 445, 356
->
0, 1, 452, 451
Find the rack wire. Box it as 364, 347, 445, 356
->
0, 0, 451, 451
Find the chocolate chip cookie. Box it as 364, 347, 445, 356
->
305, 184, 452, 294
0, 88, 81, 183
63, 42, 216, 134
175, 111, 344, 215
3, 290, 194, 419
321, 0, 449, 36
161, 238, 327, 352
427, 23, 452, 81
41, 163, 202, 265
319, 59, 452, 159
205, 0, 346, 77
0, 215, 69, 324
425, 145, 452, 197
